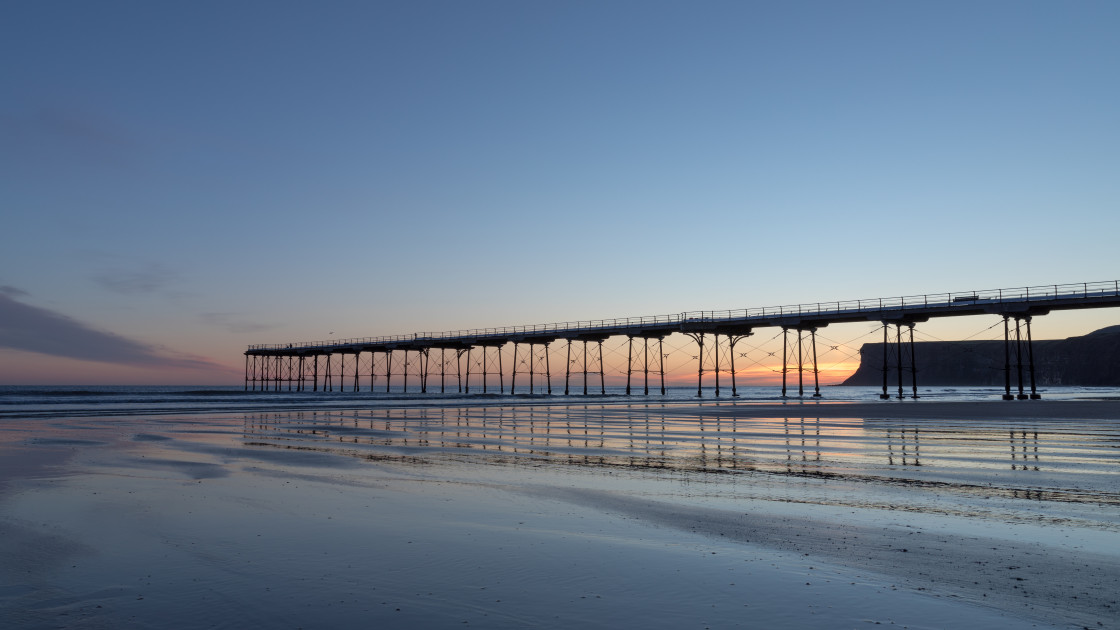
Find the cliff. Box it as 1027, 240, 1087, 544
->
841, 325, 1120, 386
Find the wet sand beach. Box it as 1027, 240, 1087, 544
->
1, 398, 1118, 628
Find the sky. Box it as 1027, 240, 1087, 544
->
2, 0, 1118, 386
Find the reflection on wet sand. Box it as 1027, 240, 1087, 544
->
1011, 430, 1040, 471
886, 427, 920, 467
242, 404, 1120, 505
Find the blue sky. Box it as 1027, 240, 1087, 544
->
2, 1, 1118, 384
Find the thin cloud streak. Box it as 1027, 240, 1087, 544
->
199, 312, 276, 334
0, 291, 223, 370
92, 263, 180, 295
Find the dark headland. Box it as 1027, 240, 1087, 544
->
842, 325, 1120, 387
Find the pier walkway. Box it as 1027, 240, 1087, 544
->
245, 280, 1120, 400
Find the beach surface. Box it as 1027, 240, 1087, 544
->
2, 398, 1118, 628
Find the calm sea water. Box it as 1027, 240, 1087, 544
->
2, 384, 1119, 419
3, 384, 1120, 418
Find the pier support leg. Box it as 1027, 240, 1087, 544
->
325, 354, 332, 392
482, 347, 488, 394
811, 328, 821, 398
880, 324, 890, 399
454, 349, 463, 393
498, 345, 504, 394
726, 333, 751, 398
528, 343, 534, 394
714, 334, 721, 398
464, 348, 471, 394
1015, 318, 1027, 400
511, 343, 518, 395
386, 351, 392, 394
599, 340, 605, 395
643, 338, 650, 396
353, 352, 360, 392
908, 324, 919, 399
712, 334, 721, 396
545, 343, 552, 395
896, 324, 904, 400
1026, 317, 1040, 399
626, 337, 633, 396
698, 334, 704, 397
659, 337, 666, 396
313, 355, 319, 392
1003, 316, 1014, 400
564, 341, 571, 396
730, 337, 738, 397
582, 341, 588, 396
299, 356, 305, 391
797, 330, 804, 397
461, 348, 469, 394
441, 348, 446, 394
684, 333, 704, 397
783, 328, 790, 398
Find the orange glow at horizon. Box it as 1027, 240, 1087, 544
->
651, 360, 861, 387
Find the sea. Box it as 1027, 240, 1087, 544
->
2, 383, 1119, 419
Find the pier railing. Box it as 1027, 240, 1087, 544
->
247, 279, 1120, 351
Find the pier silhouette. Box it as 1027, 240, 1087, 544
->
245, 280, 1120, 399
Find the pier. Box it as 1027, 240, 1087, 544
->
245, 280, 1120, 399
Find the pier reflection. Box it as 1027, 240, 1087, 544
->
784, 417, 821, 474
886, 428, 921, 467
241, 405, 1120, 504
243, 405, 767, 473
1010, 430, 1040, 471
